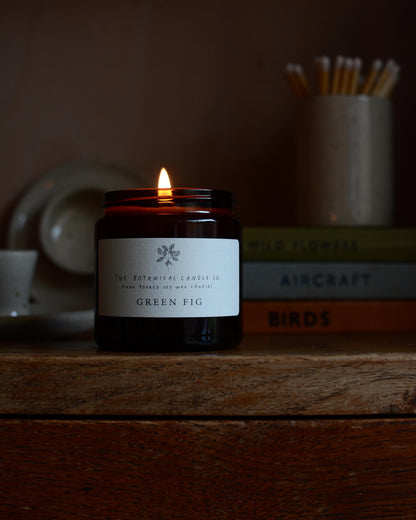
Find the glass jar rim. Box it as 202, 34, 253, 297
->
103, 188, 234, 209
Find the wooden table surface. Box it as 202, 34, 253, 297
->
1, 333, 416, 519
1, 332, 416, 416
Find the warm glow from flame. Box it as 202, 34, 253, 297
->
158, 168, 171, 189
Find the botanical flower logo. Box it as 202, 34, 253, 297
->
157, 244, 180, 268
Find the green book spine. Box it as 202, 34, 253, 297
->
243, 227, 416, 262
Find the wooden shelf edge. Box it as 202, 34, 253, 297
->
1, 333, 416, 417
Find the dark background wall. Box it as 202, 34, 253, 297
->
0, 0, 414, 243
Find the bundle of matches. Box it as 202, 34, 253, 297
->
286, 57, 400, 98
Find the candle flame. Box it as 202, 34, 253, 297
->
158, 168, 171, 189
157, 167, 173, 200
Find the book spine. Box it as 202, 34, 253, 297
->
243, 262, 416, 300
243, 300, 416, 333
243, 227, 416, 261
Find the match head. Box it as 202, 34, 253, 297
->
335, 55, 345, 67
344, 57, 354, 70
372, 59, 383, 71
353, 57, 362, 70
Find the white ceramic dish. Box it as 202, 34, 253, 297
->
0, 309, 94, 340
39, 187, 105, 275
7, 161, 145, 314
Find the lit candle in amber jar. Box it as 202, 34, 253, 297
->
95, 168, 242, 351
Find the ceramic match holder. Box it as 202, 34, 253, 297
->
296, 96, 393, 226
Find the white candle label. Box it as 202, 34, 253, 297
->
98, 238, 240, 318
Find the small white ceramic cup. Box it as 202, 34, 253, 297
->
0, 250, 38, 316
39, 187, 104, 275
296, 96, 393, 226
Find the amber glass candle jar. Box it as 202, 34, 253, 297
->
95, 187, 242, 351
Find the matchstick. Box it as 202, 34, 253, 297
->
330, 56, 344, 94
315, 56, 330, 95
371, 59, 395, 96
285, 63, 303, 97
339, 57, 353, 94
348, 57, 362, 94
294, 64, 311, 96
374, 63, 400, 98
359, 59, 382, 95
285, 57, 399, 98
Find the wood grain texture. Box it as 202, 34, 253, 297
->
1, 418, 416, 519
1, 334, 416, 416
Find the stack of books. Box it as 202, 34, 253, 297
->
242, 227, 416, 333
